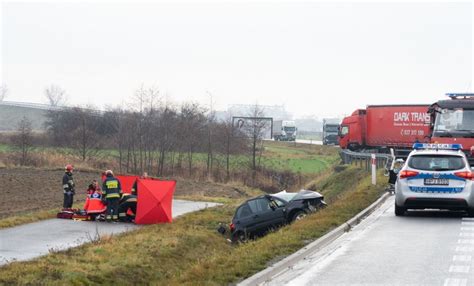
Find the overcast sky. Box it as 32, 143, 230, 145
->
1, 1, 472, 118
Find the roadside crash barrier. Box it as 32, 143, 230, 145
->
339, 149, 391, 172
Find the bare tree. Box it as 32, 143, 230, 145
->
44, 84, 66, 107
69, 107, 102, 161
244, 104, 269, 172
206, 91, 215, 178
11, 117, 33, 166
0, 84, 8, 101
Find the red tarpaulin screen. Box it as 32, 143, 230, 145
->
135, 180, 176, 224
115, 175, 139, 194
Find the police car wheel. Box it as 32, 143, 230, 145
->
468, 208, 474, 218
395, 204, 406, 216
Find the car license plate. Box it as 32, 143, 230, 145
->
424, 178, 449, 185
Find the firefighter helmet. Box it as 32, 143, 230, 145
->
65, 164, 74, 172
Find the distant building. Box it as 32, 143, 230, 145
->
0, 101, 51, 131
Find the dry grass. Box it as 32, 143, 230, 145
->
0, 166, 386, 285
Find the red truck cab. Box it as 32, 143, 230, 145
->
339, 109, 366, 150
429, 94, 474, 164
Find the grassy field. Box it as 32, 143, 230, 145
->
0, 141, 339, 175
0, 166, 386, 285
262, 142, 339, 174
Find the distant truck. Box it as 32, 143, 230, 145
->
338, 105, 430, 151
322, 119, 340, 145
273, 120, 297, 141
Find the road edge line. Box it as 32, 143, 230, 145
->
239, 192, 391, 286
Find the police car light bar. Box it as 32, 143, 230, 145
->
413, 143, 463, 150
446, 93, 474, 99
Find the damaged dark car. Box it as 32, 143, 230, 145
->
225, 190, 326, 243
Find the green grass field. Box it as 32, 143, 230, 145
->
261, 142, 339, 174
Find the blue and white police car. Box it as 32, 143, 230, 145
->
395, 143, 474, 216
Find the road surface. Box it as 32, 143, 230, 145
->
295, 139, 323, 145
0, 199, 219, 266
254, 196, 473, 286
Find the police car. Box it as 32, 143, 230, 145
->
395, 143, 474, 216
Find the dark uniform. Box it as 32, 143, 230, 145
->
62, 171, 75, 208
118, 194, 137, 222
102, 174, 122, 222
131, 180, 138, 196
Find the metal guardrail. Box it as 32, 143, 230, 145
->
340, 149, 392, 172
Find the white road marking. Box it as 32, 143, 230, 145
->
453, 255, 472, 262
456, 246, 474, 252
461, 222, 474, 225
460, 227, 474, 231
444, 278, 467, 286
458, 239, 474, 244
449, 265, 470, 273
459, 233, 474, 237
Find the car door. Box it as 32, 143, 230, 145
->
253, 198, 285, 234
234, 201, 258, 235
268, 197, 287, 226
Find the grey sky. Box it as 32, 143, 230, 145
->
1, 1, 472, 118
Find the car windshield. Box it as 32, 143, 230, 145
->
408, 154, 465, 171
434, 109, 474, 134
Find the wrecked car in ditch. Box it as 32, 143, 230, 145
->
220, 190, 327, 243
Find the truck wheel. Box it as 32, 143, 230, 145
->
292, 210, 307, 222
395, 204, 406, 216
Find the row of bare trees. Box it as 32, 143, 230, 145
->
43, 92, 269, 182
2, 84, 271, 184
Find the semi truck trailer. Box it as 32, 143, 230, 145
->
338, 105, 431, 151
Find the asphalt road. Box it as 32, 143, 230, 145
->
295, 139, 323, 145
0, 199, 219, 266
261, 196, 473, 286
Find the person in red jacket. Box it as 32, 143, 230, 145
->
86, 180, 101, 195
83, 181, 106, 220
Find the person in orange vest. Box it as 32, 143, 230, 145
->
83, 181, 106, 220
86, 180, 101, 195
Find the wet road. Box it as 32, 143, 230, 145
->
0, 199, 219, 265
261, 196, 473, 286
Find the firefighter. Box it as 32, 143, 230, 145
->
118, 193, 138, 222
102, 170, 122, 222
131, 172, 148, 196
62, 164, 75, 209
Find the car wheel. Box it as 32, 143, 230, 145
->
292, 210, 307, 222
395, 204, 406, 216
468, 208, 474, 217
233, 231, 248, 243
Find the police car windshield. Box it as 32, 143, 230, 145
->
408, 155, 465, 171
